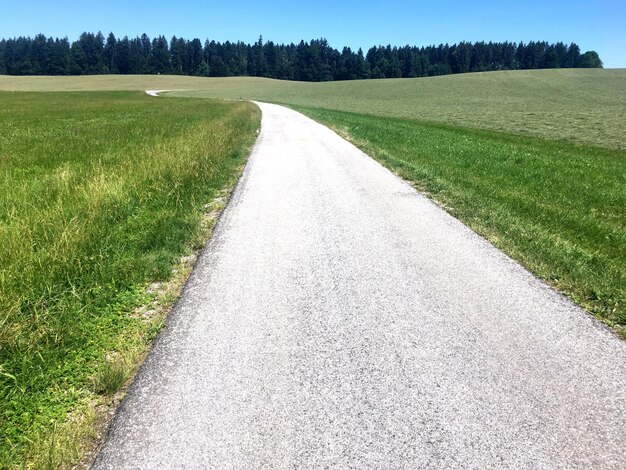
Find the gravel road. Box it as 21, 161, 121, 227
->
92, 103, 626, 469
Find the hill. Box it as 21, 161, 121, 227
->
1, 69, 624, 149
173, 69, 626, 149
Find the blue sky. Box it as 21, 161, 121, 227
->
1, 0, 625, 67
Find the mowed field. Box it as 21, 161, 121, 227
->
0, 91, 259, 467
0, 69, 624, 466
173, 69, 626, 149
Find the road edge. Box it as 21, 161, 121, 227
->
77, 102, 264, 469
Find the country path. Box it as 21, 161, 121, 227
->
92, 102, 626, 469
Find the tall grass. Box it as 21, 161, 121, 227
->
0, 91, 260, 466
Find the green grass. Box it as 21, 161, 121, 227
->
91, 353, 135, 396
0, 91, 260, 467
293, 107, 626, 329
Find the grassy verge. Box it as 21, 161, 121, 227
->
292, 106, 626, 333
0, 91, 260, 467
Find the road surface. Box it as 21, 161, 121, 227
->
145, 90, 171, 97
93, 102, 626, 469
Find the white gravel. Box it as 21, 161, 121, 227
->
92, 102, 626, 469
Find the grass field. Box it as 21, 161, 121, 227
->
2, 69, 623, 149
172, 69, 626, 149
0, 91, 260, 467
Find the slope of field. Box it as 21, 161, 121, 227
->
0, 92, 260, 467
1, 69, 625, 148
174, 69, 626, 149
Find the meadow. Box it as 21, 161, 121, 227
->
0, 91, 259, 467
2, 69, 624, 149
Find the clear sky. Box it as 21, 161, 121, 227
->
1, 0, 625, 68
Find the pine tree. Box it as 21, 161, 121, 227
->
188, 38, 203, 75
541, 46, 559, 68
104, 33, 117, 72
565, 43, 581, 68
170, 36, 187, 74
0, 34, 601, 80
554, 42, 568, 67
113, 36, 130, 74
150, 36, 170, 74
47, 38, 70, 74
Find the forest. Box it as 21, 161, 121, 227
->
0, 33, 603, 81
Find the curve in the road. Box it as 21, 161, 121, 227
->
145, 89, 171, 97
92, 102, 626, 469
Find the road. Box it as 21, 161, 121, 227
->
93, 102, 626, 469
145, 89, 171, 96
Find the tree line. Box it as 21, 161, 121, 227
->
0, 33, 602, 81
